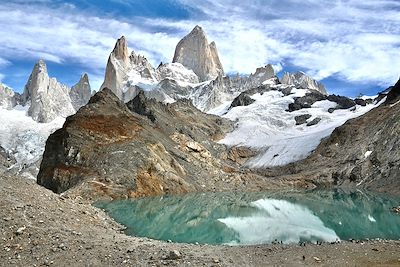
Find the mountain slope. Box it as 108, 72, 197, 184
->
213, 83, 380, 167
37, 89, 277, 200
258, 79, 400, 193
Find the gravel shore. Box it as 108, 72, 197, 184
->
1, 175, 399, 267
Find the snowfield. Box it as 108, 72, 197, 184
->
213, 87, 382, 168
0, 105, 64, 167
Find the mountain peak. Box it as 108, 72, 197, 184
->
112, 36, 129, 64
34, 59, 48, 74
70, 73, 92, 110
172, 26, 224, 82
190, 25, 205, 35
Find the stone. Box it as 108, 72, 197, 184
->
230, 93, 255, 108
306, 117, 321, 126
15, 226, 26, 235
166, 250, 181, 260
172, 25, 224, 82
355, 98, 367, 106
70, 74, 91, 110
327, 95, 355, 109
287, 91, 327, 112
21, 60, 75, 123
295, 114, 312, 125
37, 88, 235, 200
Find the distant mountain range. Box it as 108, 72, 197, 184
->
1, 25, 398, 197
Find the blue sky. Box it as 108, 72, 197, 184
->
0, 0, 399, 96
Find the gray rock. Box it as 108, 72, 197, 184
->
0, 84, 20, 109
166, 250, 181, 260
70, 74, 91, 110
327, 95, 355, 109
355, 98, 367, 106
295, 114, 312, 125
172, 25, 224, 82
21, 60, 75, 123
306, 117, 321, 126
230, 93, 255, 108
287, 91, 327, 112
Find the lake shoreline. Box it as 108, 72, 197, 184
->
2, 175, 400, 266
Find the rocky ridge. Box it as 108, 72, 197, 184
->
37, 88, 279, 200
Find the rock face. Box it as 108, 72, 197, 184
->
22, 60, 75, 123
37, 88, 273, 200
247, 65, 276, 87
70, 74, 92, 110
172, 25, 224, 82
282, 71, 327, 95
0, 83, 20, 109
101, 36, 158, 102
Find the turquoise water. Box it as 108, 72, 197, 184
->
95, 190, 400, 245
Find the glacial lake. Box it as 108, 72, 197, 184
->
95, 190, 400, 245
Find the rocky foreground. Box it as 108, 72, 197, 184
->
1, 174, 400, 267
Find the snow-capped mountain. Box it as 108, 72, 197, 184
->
99, 26, 282, 110
0, 60, 92, 176
0, 25, 384, 182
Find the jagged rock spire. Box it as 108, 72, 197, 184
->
101, 36, 158, 101
22, 59, 75, 122
70, 73, 92, 110
112, 36, 130, 66
172, 25, 224, 82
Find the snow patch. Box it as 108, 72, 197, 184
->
368, 215, 376, 222
0, 105, 64, 168
364, 151, 372, 158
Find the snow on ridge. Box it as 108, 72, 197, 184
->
217, 88, 381, 168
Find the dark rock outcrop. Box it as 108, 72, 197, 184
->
295, 114, 312, 125
306, 117, 321, 126
230, 93, 255, 108
288, 91, 327, 112
355, 98, 367, 106
327, 95, 355, 109
37, 88, 274, 200
385, 78, 400, 104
